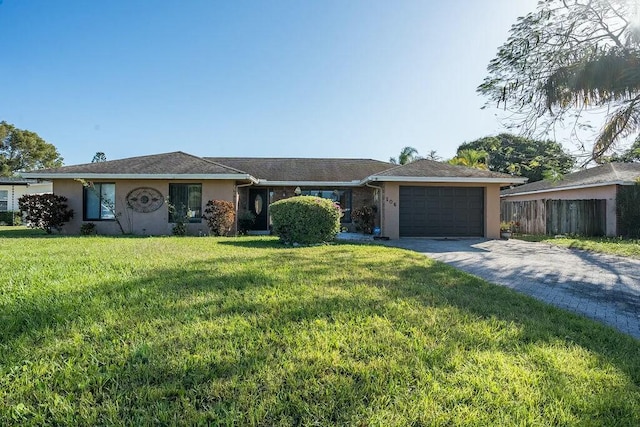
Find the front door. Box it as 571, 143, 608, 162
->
249, 188, 269, 230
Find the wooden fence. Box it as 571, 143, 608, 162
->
501, 199, 606, 236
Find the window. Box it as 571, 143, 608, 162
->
0, 190, 8, 212
84, 183, 115, 220
300, 189, 352, 223
168, 184, 202, 222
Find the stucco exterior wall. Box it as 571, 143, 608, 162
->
501, 185, 617, 236
52, 179, 235, 235
380, 182, 502, 239
1, 182, 52, 212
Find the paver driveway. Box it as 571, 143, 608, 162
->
385, 238, 640, 340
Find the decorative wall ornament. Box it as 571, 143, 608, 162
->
126, 187, 164, 213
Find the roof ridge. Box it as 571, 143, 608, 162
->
609, 162, 622, 180
160, 151, 250, 175
205, 156, 391, 162
197, 156, 251, 175
374, 161, 414, 174
69, 151, 188, 168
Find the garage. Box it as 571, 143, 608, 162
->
399, 186, 484, 237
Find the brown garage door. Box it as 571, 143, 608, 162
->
399, 186, 484, 237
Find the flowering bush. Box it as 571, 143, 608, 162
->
270, 196, 340, 244
203, 200, 236, 236
500, 221, 520, 233
18, 194, 74, 234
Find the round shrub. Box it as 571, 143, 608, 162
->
270, 196, 340, 244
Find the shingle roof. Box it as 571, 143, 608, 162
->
22, 151, 529, 184
205, 157, 392, 182
501, 162, 640, 195
369, 159, 525, 181
23, 152, 248, 176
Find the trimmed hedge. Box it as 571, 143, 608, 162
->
617, 184, 640, 237
270, 196, 340, 244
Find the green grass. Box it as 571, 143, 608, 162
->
1, 233, 639, 426
517, 234, 640, 259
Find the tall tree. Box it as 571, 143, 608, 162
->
608, 136, 640, 162
389, 146, 421, 165
0, 121, 63, 176
92, 152, 107, 163
457, 134, 575, 182
425, 150, 441, 161
478, 0, 640, 163
448, 149, 489, 170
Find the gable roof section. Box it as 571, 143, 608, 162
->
22, 152, 256, 181
206, 157, 392, 184
501, 162, 640, 196
365, 159, 527, 185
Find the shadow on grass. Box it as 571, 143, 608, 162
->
2, 245, 639, 424
217, 236, 285, 249
217, 236, 374, 250
0, 227, 49, 238
0, 227, 151, 239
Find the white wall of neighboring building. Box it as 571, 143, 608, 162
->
0, 181, 53, 212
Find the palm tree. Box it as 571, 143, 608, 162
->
543, 50, 640, 161
449, 149, 489, 170
389, 147, 421, 165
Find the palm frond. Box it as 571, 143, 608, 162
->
593, 97, 640, 160
544, 50, 640, 110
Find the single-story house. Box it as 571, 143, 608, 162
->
23, 151, 525, 238
501, 162, 640, 236
0, 177, 53, 213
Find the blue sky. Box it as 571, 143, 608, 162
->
1, 0, 539, 166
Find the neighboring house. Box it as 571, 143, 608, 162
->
23, 151, 525, 238
0, 177, 53, 213
501, 162, 640, 236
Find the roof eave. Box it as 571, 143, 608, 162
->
501, 180, 635, 197
21, 172, 259, 183
363, 176, 528, 185
255, 180, 361, 187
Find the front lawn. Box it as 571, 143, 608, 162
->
517, 234, 640, 259
1, 234, 639, 425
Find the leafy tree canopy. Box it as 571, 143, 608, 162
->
457, 133, 575, 182
0, 121, 63, 176
478, 0, 640, 163
608, 136, 640, 162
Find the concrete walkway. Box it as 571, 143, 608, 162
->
385, 238, 640, 340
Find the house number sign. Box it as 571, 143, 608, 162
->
126, 187, 164, 213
